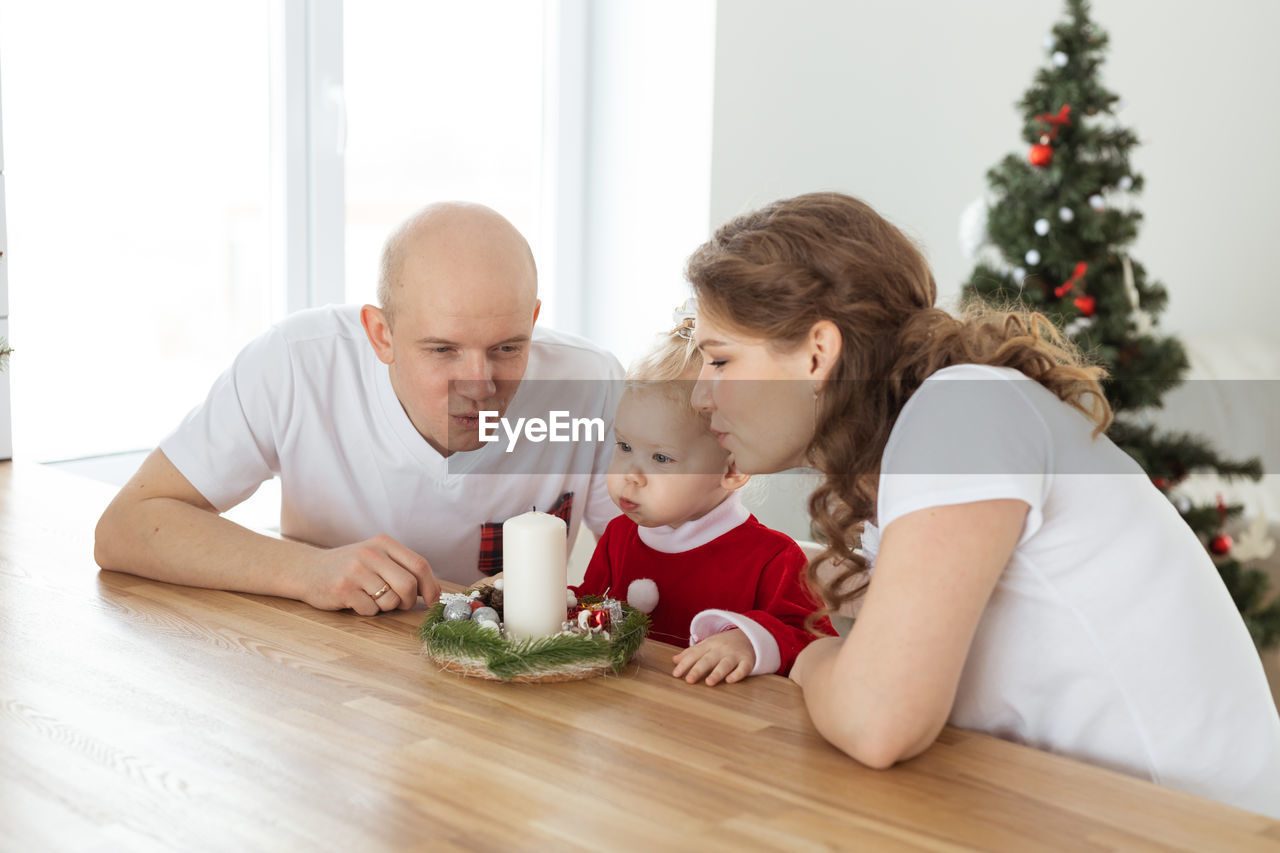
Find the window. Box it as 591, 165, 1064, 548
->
342, 1, 547, 307
0, 0, 563, 467
0, 0, 273, 462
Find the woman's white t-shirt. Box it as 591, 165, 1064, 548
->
867, 363, 1280, 818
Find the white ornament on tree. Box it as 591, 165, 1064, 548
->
1117, 175, 1134, 191
1034, 218, 1051, 236
1233, 515, 1277, 562
1063, 317, 1093, 337
1058, 206, 1075, 223
1089, 194, 1106, 211
958, 196, 990, 260
1042, 34, 1056, 50
1052, 51, 1069, 67
1120, 254, 1154, 335
1024, 249, 1041, 265
1012, 267, 1027, 282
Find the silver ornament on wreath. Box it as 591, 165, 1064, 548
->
472, 606, 500, 625
443, 599, 473, 621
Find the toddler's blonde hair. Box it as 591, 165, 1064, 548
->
624, 316, 705, 421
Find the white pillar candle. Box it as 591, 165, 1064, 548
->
501, 510, 568, 640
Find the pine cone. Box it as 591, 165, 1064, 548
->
478, 584, 504, 615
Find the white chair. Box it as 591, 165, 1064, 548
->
796, 538, 856, 637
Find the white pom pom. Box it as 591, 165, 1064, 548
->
1024, 249, 1041, 266
1012, 267, 1027, 282
1058, 206, 1075, 223
957, 196, 990, 260
1052, 51, 1069, 67
1117, 175, 1134, 191
566, 588, 577, 606
1089, 194, 1105, 211
626, 579, 659, 614
1034, 218, 1050, 236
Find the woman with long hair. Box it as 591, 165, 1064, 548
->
686, 191, 1280, 817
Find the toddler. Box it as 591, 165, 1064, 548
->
573, 314, 833, 685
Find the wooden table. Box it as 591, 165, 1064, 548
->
3, 461, 1278, 851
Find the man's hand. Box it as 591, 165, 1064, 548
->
671, 629, 756, 686
303, 534, 441, 616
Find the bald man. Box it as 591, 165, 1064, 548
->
95, 203, 622, 614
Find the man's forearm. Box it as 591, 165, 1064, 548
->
95, 496, 316, 601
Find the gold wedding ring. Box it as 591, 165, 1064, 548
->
370, 582, 390, 600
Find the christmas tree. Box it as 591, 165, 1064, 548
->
961, 0, 1280, 647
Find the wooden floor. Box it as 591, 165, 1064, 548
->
3, 460, 1279, 851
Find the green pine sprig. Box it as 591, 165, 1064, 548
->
418, 595, 651, 680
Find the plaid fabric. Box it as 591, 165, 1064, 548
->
477, 491, 574, 576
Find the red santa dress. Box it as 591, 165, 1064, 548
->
573, 492, 833, 675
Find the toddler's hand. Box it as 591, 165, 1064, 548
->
672, 629, 755, 686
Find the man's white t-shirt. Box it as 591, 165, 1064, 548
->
161, 305, 623, 585
866, 363, 1280, 818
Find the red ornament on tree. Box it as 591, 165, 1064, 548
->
1028, 105, 1071, 168
1054, 261, 1089, 297
1152, 476, 1169, 490
1035, 104, 1073, 137
1073, 295, 1096, 316
1209, 493, 1233, 556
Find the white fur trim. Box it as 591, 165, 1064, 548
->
637, 491, 750, 554
688, 609, 781, 675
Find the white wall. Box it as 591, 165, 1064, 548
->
707, 0, 1280, 340
579, 0, 716, 368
